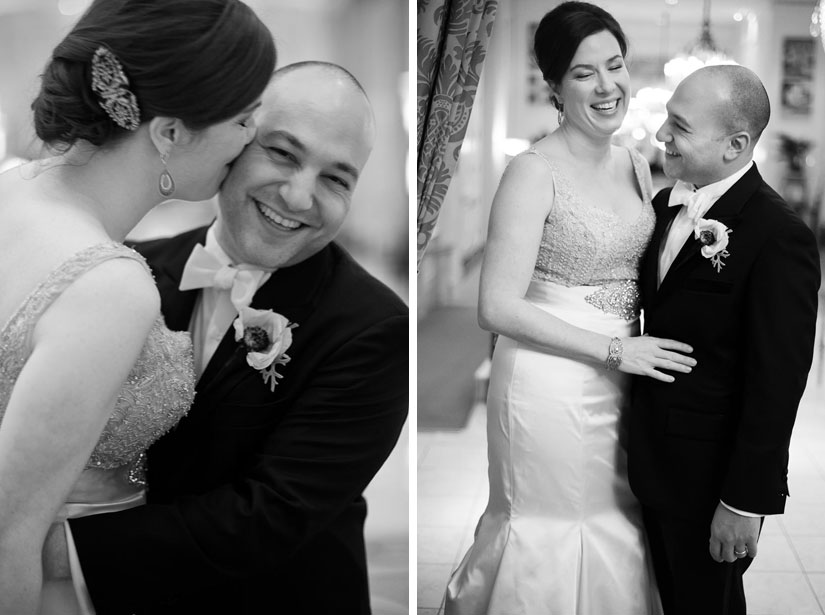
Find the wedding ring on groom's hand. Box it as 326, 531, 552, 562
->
734, 547, 749, 557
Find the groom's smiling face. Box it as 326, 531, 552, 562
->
655, 71, 734, 188
215, 66, 375, 270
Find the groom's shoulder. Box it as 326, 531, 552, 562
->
323, 242, 407, 322
750, 179, 813, 236
651, 186, 672, 209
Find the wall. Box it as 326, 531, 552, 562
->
0, 7, 71, 160
762, 1, 825, 227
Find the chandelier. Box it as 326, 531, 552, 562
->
664, 0, 736, 86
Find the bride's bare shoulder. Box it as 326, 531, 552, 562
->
504, 138, 562, 181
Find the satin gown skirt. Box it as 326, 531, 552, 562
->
446, 281, 661, 615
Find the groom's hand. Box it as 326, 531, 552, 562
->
708, 503, 761, 563
42, 522, 71, 580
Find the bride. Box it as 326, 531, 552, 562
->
445, 2, 695, 614
0, 0, 275, 612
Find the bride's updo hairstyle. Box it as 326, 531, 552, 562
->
31, 0, 276, 150
533, 1, 627, 110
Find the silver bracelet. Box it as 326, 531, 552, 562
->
605, 337, 623, 371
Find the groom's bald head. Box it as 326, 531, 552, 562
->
214, 61, 375, 270
683, 65, 770, 144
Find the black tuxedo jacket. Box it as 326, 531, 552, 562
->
70, 226, 409, 614
628, 164, 820, 521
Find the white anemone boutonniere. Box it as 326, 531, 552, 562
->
694, 218, 732, 273
233, 307, 297, 391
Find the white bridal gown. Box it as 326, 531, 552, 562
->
0, 243, 195, 615
446, 147, 663, 615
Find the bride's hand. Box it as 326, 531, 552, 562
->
617, 335, 696, 382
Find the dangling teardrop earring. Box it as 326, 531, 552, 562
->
557, 102, 564, 125
158, 151, 175, 197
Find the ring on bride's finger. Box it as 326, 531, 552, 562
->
734, 548, 748, 557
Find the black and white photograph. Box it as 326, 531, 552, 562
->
4, 0, 825, 613
418, 0, 825, 614
0, 1, 408, 614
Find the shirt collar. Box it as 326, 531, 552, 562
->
205, 223, 276, 276
690, 159, 754, 202
203, 224, 233, 267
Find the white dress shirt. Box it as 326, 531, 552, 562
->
186, 225, 272, 376
658, 161, 753, 286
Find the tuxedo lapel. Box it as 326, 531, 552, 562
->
643, 191, 679, 303
195, 245, 336, 400
195, 324, 243, 397
656, 165, 762, 297
657, 226, 703, 291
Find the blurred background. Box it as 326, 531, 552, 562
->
418, 1, 825, 613
0, 1, 408, 613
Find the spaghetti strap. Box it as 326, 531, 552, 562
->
523, 147, 556, 171
520, 148, 558, 217
0, 242, 150, 340
626, 146, 653, 204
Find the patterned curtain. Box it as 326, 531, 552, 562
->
416, 0, 498, 268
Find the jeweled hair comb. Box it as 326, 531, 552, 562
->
90, 46, 140, 131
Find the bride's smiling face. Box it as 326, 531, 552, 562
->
553, 30, 630, 137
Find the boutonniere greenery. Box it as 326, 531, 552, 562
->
233, 307, 298, 392
694, 218, 732, 273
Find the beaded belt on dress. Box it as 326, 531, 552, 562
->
584, 280, 641, 321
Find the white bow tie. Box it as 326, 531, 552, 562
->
668, 180, 710, 223
179, 243, 266, 312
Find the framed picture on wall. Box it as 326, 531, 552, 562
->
781, 38, 815, 115
783, 38, 815, 79
781, 80, 812, 115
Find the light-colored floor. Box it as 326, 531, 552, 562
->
418, 310, 825, 615
365, 421, 410, 615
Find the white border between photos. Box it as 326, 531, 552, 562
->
408, 0, 418, 610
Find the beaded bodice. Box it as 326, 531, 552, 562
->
527, 147, 655, 287
0, 243, 195, 479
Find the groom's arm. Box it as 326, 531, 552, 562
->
720, 209, 820, 514
66, 311, 408, 613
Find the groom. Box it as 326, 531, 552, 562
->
629, 65, 821, 615
50, 62, 408, 614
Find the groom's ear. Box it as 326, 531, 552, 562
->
723, 131, 751, 162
